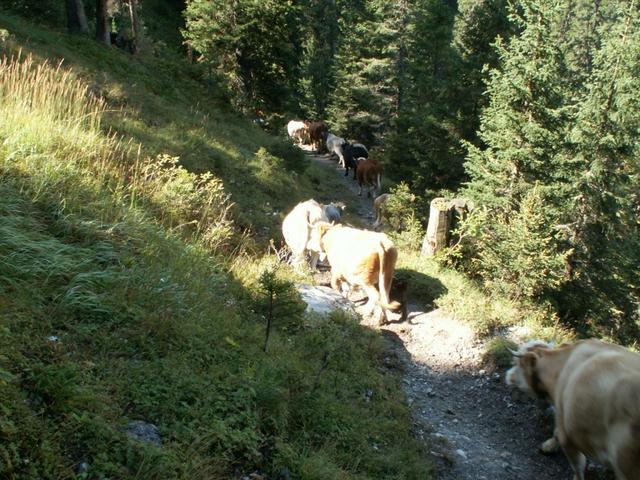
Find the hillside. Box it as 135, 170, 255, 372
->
0, 12, 432, 480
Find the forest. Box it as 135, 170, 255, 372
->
0, 0, 639, 478
181, 0, 640, 345
8, 0, 638, 344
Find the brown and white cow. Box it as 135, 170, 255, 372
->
506, 339, 640, 480
356, 158, 382, 198
287, 120, 309, 145
307, 222, 402, 325
282, 199, 329, 269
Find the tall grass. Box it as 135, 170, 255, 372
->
0, 52, 235, 253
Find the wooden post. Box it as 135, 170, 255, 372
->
421, 197, 451, 257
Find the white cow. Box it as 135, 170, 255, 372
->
326, 133, 346, 167
287, 120, 308, 145
282, 199, 328, 269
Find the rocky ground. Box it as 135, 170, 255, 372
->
305, 150, 614, 480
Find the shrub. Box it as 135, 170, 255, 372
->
386, 183, 425, 251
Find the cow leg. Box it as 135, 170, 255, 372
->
358, 184, 363, 196
309, 251, 320, 270
331, 272, 344, 296
560, 440, 586, 480
361, 285, 378, 313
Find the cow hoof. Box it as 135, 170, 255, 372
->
539, 437, 559, 454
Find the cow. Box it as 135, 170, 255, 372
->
307, 121, 328, 151
506, 339, 640, 480
323, 202, 345, 224
356, 158, 382, 197
326, 133, 346, 167
287, 120, 309, 145
373, 193, 391, 228
281, 199, 329, 270
307, 223, 402, 325
342, 143, 368, 179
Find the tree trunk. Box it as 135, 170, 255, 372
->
66, 0, 89, 34
127, 0, 139, 54
421, 197, 451, 257
96, 0, 111, 45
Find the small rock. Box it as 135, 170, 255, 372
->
77, 462, 90, 474
455, 449, 467, 460
363, 389, 373, 403
125, 421, 161, 447
478, 369, 486, 375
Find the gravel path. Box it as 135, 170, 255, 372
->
306, 150, 614, 480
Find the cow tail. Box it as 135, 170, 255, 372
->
377, 173, 381, 191
376, 241, 401, 311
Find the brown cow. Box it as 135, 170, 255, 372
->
356, 158, 382, 198
307, 222, 401, 325
506, 339, 640, 480
307, 121, 328, 151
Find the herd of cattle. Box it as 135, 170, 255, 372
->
288, 120, 384, 198
282, 120, 640, 480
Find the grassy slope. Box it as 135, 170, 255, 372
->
0, 12, 432, 480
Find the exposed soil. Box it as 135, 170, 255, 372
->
305, 149, 614, 480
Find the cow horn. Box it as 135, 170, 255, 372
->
508, 348, 523, 358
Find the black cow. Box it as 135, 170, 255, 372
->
342, 143, 369, 179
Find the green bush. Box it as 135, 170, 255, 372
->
466, 186, 569, 301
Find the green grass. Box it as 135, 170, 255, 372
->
0, 12, 432, 480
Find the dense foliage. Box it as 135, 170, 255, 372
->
462, 0, 640, 343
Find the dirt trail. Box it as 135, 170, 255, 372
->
305, 151, 613, 480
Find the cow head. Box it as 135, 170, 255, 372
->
506, 341, 552, 398
306, 221, 335, 256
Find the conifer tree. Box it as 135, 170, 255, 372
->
462, 0, 574, 299
325, 0, 404, 146
183, 0, 304, 113
561, 0, 640, 339
385, 0, 463, 191
298, 0, 340, 119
